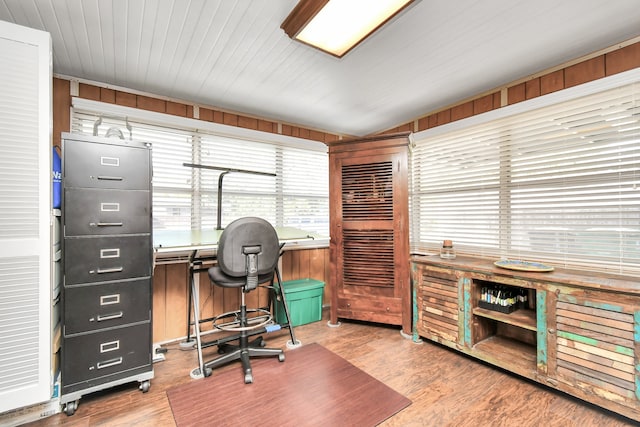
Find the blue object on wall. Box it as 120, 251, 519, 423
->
52, 146, 61, 208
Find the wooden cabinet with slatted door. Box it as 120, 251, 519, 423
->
328, 133, 411, 334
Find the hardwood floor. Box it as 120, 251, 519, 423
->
22, 310, 637, 426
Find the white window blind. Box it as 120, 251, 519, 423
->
199, 134, 277, 228
411, 77, 640, 276
71, 106, 329, 236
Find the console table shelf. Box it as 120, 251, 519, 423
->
473, 335, 537, 373
472, 307, 537, 331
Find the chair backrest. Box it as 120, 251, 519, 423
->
217, 217, 280, 282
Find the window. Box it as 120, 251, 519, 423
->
71, 100, 329, 237
411, 73, 640, 276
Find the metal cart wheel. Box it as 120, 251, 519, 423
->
64, 400, 78, 416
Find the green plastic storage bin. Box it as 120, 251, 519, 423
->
275, 278, 325, 327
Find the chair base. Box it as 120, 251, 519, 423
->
189, 262, 298, 383
204, 334, 285, 383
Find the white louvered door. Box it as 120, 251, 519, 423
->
0, 21, 52, 413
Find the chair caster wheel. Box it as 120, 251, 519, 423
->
278, 353, 285, 362
204, 367, 212, 377
244, 373, 253, 384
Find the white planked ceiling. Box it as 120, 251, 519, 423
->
1, 0, 639, 136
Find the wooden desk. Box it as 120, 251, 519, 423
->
153, 227, 320, 263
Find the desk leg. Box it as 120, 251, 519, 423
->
190, 274, 207, 378
180, 260, 196, 349
275, 267, 300, 348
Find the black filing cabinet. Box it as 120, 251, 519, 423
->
60, 133, 153, 416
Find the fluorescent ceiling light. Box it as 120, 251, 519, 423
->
281, 0, 415, 58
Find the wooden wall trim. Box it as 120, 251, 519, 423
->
382, 39, 640, 135
152, 247, 329, 343
53, 76, 340, 145
52, 78, 70, 148
54, 39, 640, 143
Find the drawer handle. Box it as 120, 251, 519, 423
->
96, 357, 123, 369
96, 311, 123, 322
97, 175, 123, 181
96, 267, 124, 274
95, 222, 123, 227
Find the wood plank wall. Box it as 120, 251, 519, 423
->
151, 248, 330, 343
382, 40, 640, 134
52, 39, 639, 343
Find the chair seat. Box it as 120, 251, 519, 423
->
208, 266, 274, 288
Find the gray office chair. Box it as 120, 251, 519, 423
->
193, 217, 296, 384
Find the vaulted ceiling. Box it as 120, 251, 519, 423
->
1, 0, 639, 136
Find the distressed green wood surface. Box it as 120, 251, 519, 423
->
560, 293, 626, 313
537, 290, 548, 373
557, 330, 634, 358
635, 310, 640, 400
411, 262, 420, 342
462, 277, 472, 348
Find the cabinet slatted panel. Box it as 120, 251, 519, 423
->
556, 300, 636, 400
341, 162, 393, 221
417, 270, 459, 342
342, 229, 394, 287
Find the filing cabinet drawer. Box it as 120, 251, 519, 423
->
64, 188, 151, 236
63, 278, 151, 335
64, 138, 150, 190
62, 323, 151, 387
64, 235, 151, 284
